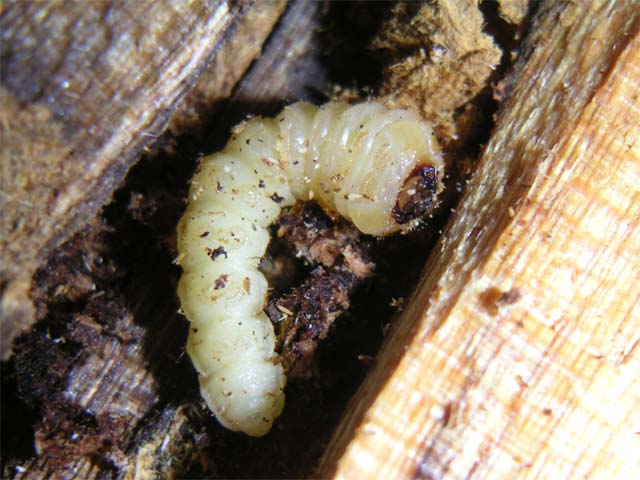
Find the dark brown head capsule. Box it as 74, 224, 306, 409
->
392, 164, 439, 224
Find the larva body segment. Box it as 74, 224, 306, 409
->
177, 101, 443, 436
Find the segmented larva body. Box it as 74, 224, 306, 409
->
176, 101, 443, 436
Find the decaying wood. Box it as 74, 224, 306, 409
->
267, 203, 375, 378
497, 0, 530, 26
374, 0, 502, 149
320, 1, 640, 478
211, 0, 328, 121
0, 0, 285, 359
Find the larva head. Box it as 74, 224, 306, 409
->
340, 110, 444, 236
392, 163, 442, 227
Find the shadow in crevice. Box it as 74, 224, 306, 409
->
1, 359, 38, 471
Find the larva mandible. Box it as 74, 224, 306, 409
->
176, 101, 444, 436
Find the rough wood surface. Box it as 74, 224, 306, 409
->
319, 1, 640, 478
0, 0, 285, 359
374, 0, 502, 148
170, 0, 288, 134
497, 0, 530, 25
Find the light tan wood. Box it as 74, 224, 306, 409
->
320, 1, 640, 478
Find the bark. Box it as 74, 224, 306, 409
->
319, 1, 640, 478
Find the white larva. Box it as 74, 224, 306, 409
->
176, 101, 444, 436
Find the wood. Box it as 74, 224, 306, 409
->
0, 0, 285, 359
170, 0, 288, 133
374, 0, 502, 146
319, 1, 640, 478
